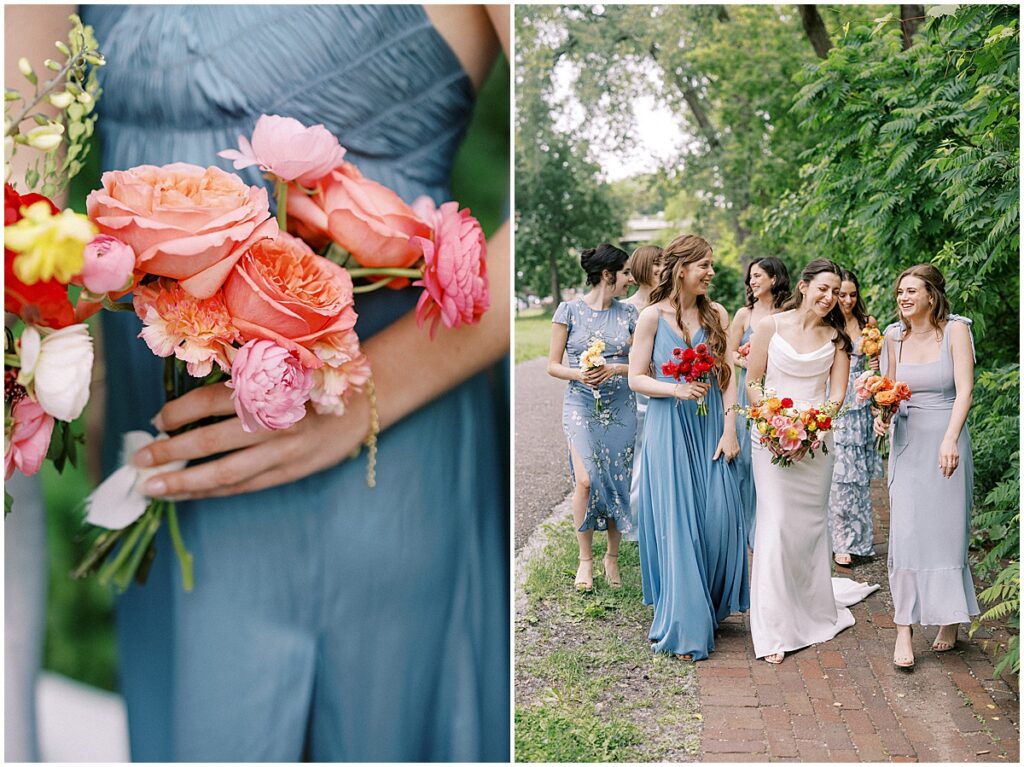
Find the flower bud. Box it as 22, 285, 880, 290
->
48, 91, 74, 109
83, 53, 106, 67
44, 59, 61, 71
18, 57, 33, 76
63, 82, 82, 96
5, 89, 21, 102
55, 41, 71, 56
76, 91, 93, 106
26, 126, 64, 152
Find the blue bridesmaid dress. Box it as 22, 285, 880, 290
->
82, 6, 508, 761
637, 317, 749, 659
735, 324, 757, 548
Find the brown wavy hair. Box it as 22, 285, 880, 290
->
784, 259, 853, 353
649, 234, 731, 390
629, 244, 663, 288
895, 263, 950, 340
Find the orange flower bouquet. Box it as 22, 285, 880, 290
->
854, 373, 911, 458
859, 319, 883, 361
735, 384, 843, 467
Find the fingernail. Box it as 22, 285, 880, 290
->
131, 450, 153, 468
151, 413, 165, 432
143, 478, 166, 496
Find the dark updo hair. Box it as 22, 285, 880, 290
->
744, 257, 791, 309
581, 243, 630, 286
838, 268, 870, 329
628, 245, 663, 288
895, 263, 951, 338
784, 259, 853, 353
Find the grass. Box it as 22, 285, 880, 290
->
515, 518, 702, 762
516, 308, 553, 363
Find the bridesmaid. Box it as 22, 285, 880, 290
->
548, 244, 638, 591
828, 268, 883, 567
624, 245, 664, 542
728, 257, 790, 548
629, 234, 749, 660
876, 264, 979, 670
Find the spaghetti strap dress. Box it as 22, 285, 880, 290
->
735, 323, 756, 548
82, 5, 508, 761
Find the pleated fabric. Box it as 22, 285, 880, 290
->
735, 324, 757, 548
637, 317, 749, 660
81, 5, 508, 761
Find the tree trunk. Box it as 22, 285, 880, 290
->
548, 250, 561, 303
680, 86, 722, 151
798, 5, 833, 59
900, 5, 925, 50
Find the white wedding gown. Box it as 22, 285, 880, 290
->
749, 325, 879, 659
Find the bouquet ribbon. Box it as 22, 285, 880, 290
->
86, 431, 186, 530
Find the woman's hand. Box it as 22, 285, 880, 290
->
130, 383, 368, 499
868, 355, 881, 372
713, 431, 740, 462
582, 363, 619, 386
673, 380, 711, 401
873, 414, 890, 438
732, 351, 748, 369
938, 436, 960, 479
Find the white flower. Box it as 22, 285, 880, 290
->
18, 324, 94, 421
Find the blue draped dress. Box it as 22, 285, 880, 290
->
735, 323, 756, 548
82, 5, 508, 761
637, 318, 749, 659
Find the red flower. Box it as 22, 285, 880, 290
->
694, 342, 708, 355
781, 397, 794, 408
672, 347, 683, 357
819, 417, 832, 430
681, 347, 697, 363
661, 361, 677, 377
4, 184, 74, 329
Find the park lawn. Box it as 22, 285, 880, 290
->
515, 518, 702, 762
516, 309, 553, 364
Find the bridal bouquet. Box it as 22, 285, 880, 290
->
738, 384, 841, 467
662, 342, 715, 415
854, 372, 911, 458
580, 337, 606, 413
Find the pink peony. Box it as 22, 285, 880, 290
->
286, 162, 431, 276
133, 279, 240, 377
4, 397, 54, 479
770, 414, 792, 432
228, 339, 313, 432
81, 234, 136, 293
223, 233, 358, 369
309, 331, 371, 415
777, 422, 808, 452
412, 200, 489, 337
218, 114, 347, 187
86, 163, 278, 298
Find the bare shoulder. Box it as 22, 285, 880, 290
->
637, 304, 661, 329
733, 304, 750, 324
947, 318, 973, 345
710, 301, 730, 329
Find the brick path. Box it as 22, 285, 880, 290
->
697, 485, 1020, 762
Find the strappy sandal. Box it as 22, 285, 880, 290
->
894, 626, 915, 670
574, 557, 593, 592
603, 553, 621, 588
833, 552, 852, 567
764, 652, 785, 665
931, 625, 958, 653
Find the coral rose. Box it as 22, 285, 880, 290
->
223, 233, 358, 369
228, 340, 313, 432
412, 200, 489, 337
4, 396, 54, 479
286, 162, 431, 274
86, 163, 278, 298
894, 382, 912, 400
219, 114, 347, 187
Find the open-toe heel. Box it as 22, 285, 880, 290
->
574, 557, 593, 592
764, 652, 785, 665
603, 553, 621, 588
894, 626, 915, 670
931, 624, 958, 653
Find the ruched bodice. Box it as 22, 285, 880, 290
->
764, 333, 835, 408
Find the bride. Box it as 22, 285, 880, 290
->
744, 259, 878, 664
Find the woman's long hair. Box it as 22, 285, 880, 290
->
628, 244, 662, 289
895, 263, 950, 340
838, 268, 870, 329
744, 256, 791, 309
649, 234, 730, 390
784, 259, 853, 353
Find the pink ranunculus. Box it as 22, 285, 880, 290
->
86, 163, 278, 299
411, 200, 489, 338
853, 370, 873, 403
286, 162, 431, 277
4, 397, 55, 479
228, 339, 313, 432
80, 234, 136, 293
218, 114, 347, 187
223, 233, 358, 369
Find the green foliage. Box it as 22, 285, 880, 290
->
515, 705, 644, 762
515, 309, 555, 363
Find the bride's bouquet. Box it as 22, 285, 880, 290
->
854, 372, 911, 458
662, 342, 715, 415
737, 384, 842, 467
580, 337, 606, 413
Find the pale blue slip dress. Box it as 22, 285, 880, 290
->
83, 5, 508, 761
735, 323, 756, 548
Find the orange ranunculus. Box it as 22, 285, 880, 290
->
868, 376, 892, 393
749, 406, 761, 420
87, 163, 278, 298
223, 233, 357, 369
765, 397, 782, 412
875, 390, 898, 406
894, 382, 912, 400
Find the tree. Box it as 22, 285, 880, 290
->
799, 5, 834, 59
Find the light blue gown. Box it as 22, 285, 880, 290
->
553, 298, 638, 534
735, 324, 756, 548
82, 5, 508, 761
637, 318, 749, 659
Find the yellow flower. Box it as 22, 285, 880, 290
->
5, 202, 96, 284
758, 422, 769, 434
765, 397, 782, 412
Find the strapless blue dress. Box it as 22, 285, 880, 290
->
81, 5, 508, 761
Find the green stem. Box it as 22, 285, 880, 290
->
101, 296, 136, 312
4, 354, 21, 366
113, 503, 163, 592
351, 279, 395, 295
96, 511, 148, 587
163, 357, 175, 405
165, 502, 194, 592
346, 267, 422, 279
276, 180, 288, 231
